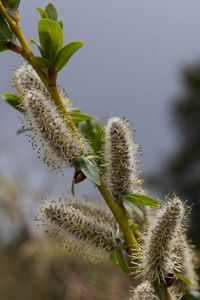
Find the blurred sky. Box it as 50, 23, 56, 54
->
1, 0, 200, 201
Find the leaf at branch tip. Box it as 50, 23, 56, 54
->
2, 0, 20, 11
58, 18, 64, 29
37, 7, 48, 19
1, 93, 23, 112
79, 156, 100, 185
70, 109, 93, 125
182, 291, 200, 300
45, 3, 58, 21
123, 193, 160, 208
54, 41, 84, 72
38, 19, 63, 62
31, 56, 53, 69
175, 273, 192, 286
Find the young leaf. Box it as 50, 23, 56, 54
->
54, 41, 84, 72
2, 0, 20, 11
38, 19, 63, 62
31, 56, 53, 69
37, 7, 48, 19
0, 14, 12, 41
70, 109, 93, 125
175, 273, 192, 286
58, 18, 64, 29
152, 281, 166, 300
129, 202, 144, 220
109, 249, 120, 265
45, 3, 58, 21
80, 120, 103, 153
0, 40, 8, 52
114, 246, 131, 275
182, 291, 200, 300
79, 156, 100, 185
1, 93, 23, 112
123, 193, 160, 208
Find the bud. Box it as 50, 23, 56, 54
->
102, 117, 141, 200
24, 90, 88, 171
37, 197, 118, 264
136, 196, 186, 283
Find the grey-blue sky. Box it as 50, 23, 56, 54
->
1, 0, 200, 197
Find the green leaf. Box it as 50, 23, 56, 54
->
37, 7, 48, 19
2, 0, 20, 11
80, 120, 103, 153
16, 127, 32, 135
54, 41, 84, 72
129, 202, 144, 220
0, 40, 9, 52
45, 3, 58, 21
109, 249, 120, 265
123, 193, 160, 208
70, 109, 93, 125
114, 246, 131, 275
182, 291, 200, 300
152, 281, 166, 300
58, 18, 64, 29
176, 273, 192, 286
1, 93, 23, 112
0, 14, 12, 41
31, 56, 53, 69
79, 156, 100, 185
38, 19, 63, 62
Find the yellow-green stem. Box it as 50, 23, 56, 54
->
98, 180, 139, 252
0, 3, 77, 132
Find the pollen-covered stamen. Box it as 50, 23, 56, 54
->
103, 117, 141, 200
180, 237, 199, 291
137, 196, 186, 283
12, 63, 48, 97
129, 281, 158, 300
12, 63, 70, 109
38, 198, 118, 264
24, 90, 88, 170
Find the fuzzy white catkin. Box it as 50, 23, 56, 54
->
12, 63, 70, 108
24, 90, 88, 170
129, 281, 179, 300
103, 117, 141, 200
38, 198, 118, 264
129, 281, 158, 300
136, 196, 186, 283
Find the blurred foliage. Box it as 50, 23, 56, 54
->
0, 176, 130, 300
148, 62, 200, 247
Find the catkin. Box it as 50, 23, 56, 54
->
38, 198, 118, 264
24, 90, 88, 170
102, 117, 141, 200
136, 196, 186, 283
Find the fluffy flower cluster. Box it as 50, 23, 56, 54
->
38, 197, 118, 264
12, 64, 88, 171
135, 196, 187, 283
102, 117, 142, 200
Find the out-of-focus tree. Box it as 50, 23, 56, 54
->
149, 62, 200, 247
